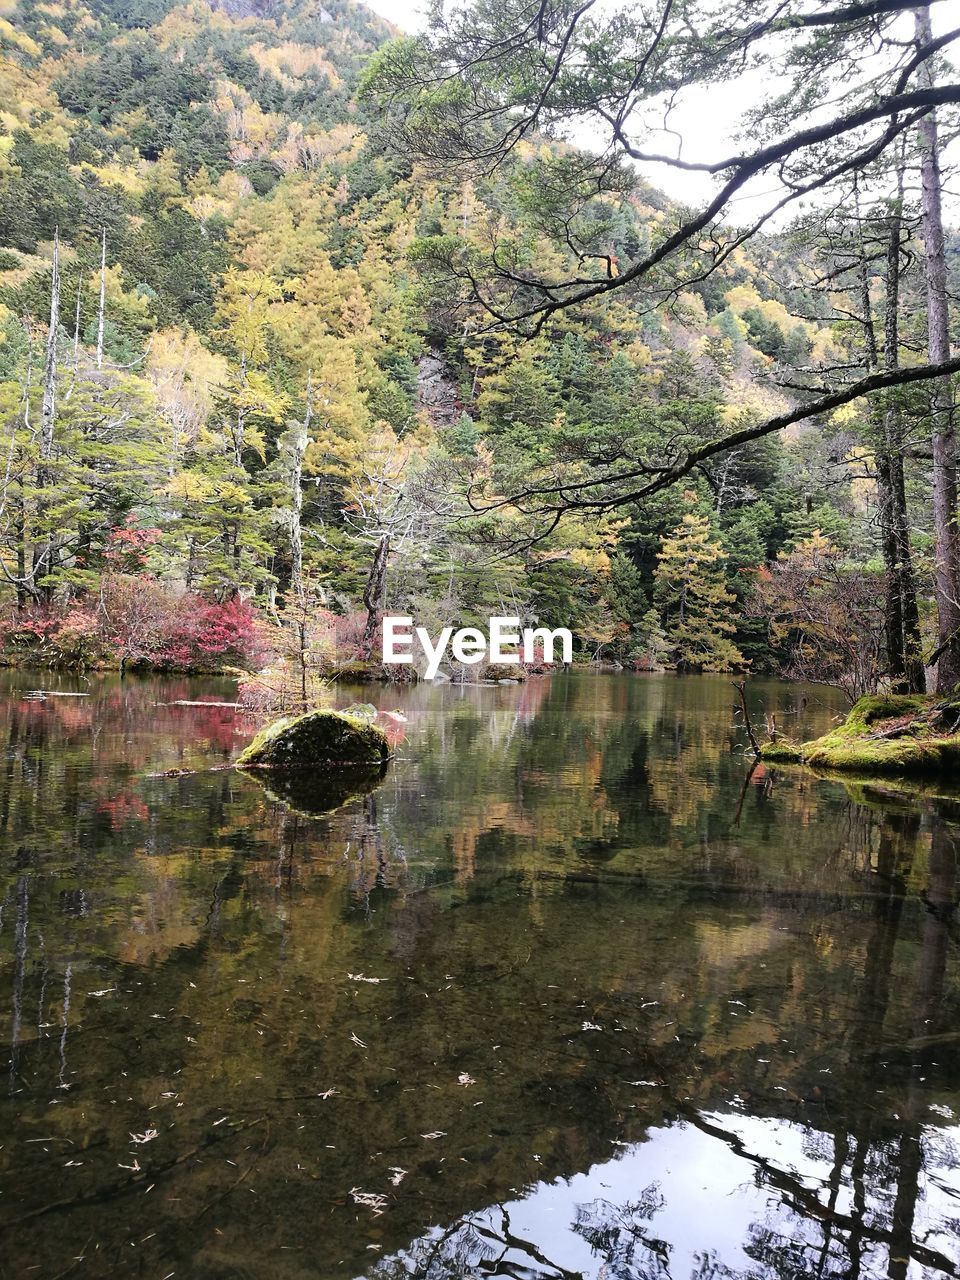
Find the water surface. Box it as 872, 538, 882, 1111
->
0, 671, 958, 1279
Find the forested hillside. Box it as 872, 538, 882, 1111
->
0, 0, 956, 690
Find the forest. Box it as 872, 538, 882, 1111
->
0, 0, 958, 701
3, 5, 960, 1277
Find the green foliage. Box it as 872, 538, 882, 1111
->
655, 511, 746, 672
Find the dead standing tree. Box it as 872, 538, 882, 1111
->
344, 435, 452, 659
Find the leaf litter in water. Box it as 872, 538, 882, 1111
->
350, 1188, 388, 1215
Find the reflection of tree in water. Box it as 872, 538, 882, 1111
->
361, 801, 959, 1280
367, 1204, 589, 1280
573, 1188, 670, 1279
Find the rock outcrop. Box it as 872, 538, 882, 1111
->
237, 709, 389, 769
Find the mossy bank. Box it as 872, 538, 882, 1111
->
763, 694, 960, 776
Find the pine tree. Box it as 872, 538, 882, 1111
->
655, 512, 745, 672
635, 607, 670, 672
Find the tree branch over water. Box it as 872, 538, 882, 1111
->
467, 355, 960, 521
365, 0, 960, 339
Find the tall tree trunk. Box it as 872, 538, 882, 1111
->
39, 230, 59, 474
361, 533, 390, 657
37, 230, 60, 603
95, 226, 106, 370
185, 536, 196, 592
915, 6, 960, 692
851, 184, 908, 688
73, 270, 82, 365
15, 489, 28, 611
14, 324, 34, 609
880, 164, 924, 692
233, 352, 247, 467
290, 374, 310, 600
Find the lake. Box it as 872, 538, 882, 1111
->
0, 670, 958, 1279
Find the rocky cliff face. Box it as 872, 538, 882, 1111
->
416, 354, 462, 429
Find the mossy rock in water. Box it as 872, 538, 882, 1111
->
762, 740, 804, 763
826, 694, 928, 739
236, 709, 389, 770
766, 694, 960, 777
804, 731, 960, 774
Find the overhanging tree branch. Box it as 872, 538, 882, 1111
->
469, 355, 960, 517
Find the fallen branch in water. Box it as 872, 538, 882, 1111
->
732, 757, 761, 827
22, 691, 90, 699
154, 700, 243, 708
144, 764, 236, 778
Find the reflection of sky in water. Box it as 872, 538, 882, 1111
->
367, 1113, 960, 1279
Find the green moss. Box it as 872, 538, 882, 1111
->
803, 734, 960, 775
762, 693, 960, 778
761, 740, 804, 763
830, 694, 928, 738
236, 709, 389, 769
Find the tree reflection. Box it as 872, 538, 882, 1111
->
573, 1189, 671, 1279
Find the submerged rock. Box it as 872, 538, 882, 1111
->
236, 709, 389, 770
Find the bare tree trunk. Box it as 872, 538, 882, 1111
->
854, 164, 923, 694
39, 229, 59, 473
233, 352, 247, 467
915, 6, 960, 692
290, 373, 311, 600
73, 270, 82, 365
95, 226, 106, 370
37, 230, 60, 602
185, 536, 196, 592
851, 183, 910, 689
15, 491, 28, 611
361, 533, 390, 657
298, 617, 308, 703
880, 164, 924, 692
13, 326, 34, 610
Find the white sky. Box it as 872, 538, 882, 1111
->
362, 0, 960, 223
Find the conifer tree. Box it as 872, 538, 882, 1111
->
655, 509, 745, 672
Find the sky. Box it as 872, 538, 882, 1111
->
360, 0, 959, 223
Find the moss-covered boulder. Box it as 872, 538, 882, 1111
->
236, 709, 389, 770
803, 729, 960, 774
762, 694, 960, 777
761, 740, 804, 764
